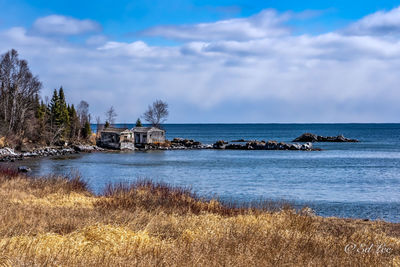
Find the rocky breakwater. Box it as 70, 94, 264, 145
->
213, 140, 317, 151
293, 133, 359, 142
170, 138, 213, 149
144, 138, 213, 150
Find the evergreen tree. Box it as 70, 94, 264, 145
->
135, 118, 142, 127
34, 94, 41, 119
36, 100, 47, 122
49, 89, 60, 127
68, 104, 79, 139
82, 121, 92, 139
58, 87, 69, 126
48, 87, 71, 139
104, 121, 110, 128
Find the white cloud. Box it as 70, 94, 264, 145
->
1, 9, 400, 122
98, 41, 178, 59
346, 7, 400, 36
141, 9, 290, 41
32, 15, 101, 35
86, 34, 108, 46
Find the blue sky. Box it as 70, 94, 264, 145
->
1, 0, 400, 122
3, 1, 400, 39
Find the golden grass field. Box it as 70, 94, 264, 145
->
0, 167, 399, 266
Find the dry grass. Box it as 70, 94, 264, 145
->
0, 167, 399, 266
0, 136, 6, 148
89, 133, 97, 145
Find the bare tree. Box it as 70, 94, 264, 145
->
105, 106, 117, 126
0, 49, 42, 136
95, 116, 102, 136
77, 100, 89, 125
143, 100, 168, 128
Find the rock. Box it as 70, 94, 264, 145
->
22, 151, 39, 157
290, 144, 302, 150
169, 138, 204, 149
293, 133, 319, 142
73, 145, 101, 152
120, 142, 135, 151
0, 145, 83, 162
18, 166, 31, 173
213, 140, 228, 149
301, 142, 313, 150
231, 139, 252, 142
213, 139, 316, 151
300, 207, 316, 217
266, 141, 278, 149
293, 133, 358, 143
226, 143, 245, 149
0, 147, 17, 156
142, 138, 206, 151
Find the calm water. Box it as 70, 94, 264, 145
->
10, 124, 400, 222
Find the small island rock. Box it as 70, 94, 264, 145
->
293, 133, 358, 143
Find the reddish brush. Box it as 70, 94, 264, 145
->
0, 166, 20, 178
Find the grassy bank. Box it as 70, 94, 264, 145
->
0, 169, 399, 266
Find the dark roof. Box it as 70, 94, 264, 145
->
132, 127, 165, 133
101, 127, 131, 134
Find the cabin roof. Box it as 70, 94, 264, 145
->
132, 127, 165, 133
101, 127, 131, 134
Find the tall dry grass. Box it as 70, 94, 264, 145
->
0, 167, 399, 266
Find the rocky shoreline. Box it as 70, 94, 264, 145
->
0, 138, 317, 161
0, 145, 104, 162
1, 132, 359, 162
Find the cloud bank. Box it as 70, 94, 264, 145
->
346, 7, 400, 36
1, 8, 400, 122
32, 15, 101, 35
140, 9, 290, 41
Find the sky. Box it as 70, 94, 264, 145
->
1, 1, 400, 123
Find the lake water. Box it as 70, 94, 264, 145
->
9, 124, 400, 222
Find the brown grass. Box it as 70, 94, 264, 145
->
0, 136, 6, 148
0, 168, 399, 266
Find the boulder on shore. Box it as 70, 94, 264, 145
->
18, 166, 31, 173
293, 133, 358, 143
73, 145, 103, 152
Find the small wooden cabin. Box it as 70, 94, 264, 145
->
99, 127, 134, 150
132, 127, 165, 145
